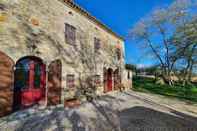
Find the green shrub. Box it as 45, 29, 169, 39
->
133, 76, 197, 102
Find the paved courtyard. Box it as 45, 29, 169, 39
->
0, 90, 197, 131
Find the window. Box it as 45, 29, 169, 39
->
66, 74, 75, 88
128, 71, 130, 79
94, 37, 101, 52
94, 75, 101, 86
116, 48, 121, 60
65, 23, 76, 45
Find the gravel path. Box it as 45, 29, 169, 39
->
0, 90, 197, 131
113, 91, 197, 131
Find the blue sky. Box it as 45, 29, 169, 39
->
75, 0, 173, 67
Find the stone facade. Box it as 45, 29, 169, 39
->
0, 0, 130, 117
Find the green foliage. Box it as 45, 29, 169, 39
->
133, 76, 197, 102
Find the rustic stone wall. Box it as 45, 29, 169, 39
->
0, 0, 127, 105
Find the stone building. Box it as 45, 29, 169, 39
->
0, 0, 131, 117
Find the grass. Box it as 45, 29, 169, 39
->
133, 76, 197, 103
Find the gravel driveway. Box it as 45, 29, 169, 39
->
106, 90, 197, 131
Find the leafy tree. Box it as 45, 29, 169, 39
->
172, 18, 197, 84
129, 0, 197, 86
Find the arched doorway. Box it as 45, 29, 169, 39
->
47, 60, 62, 106
104, 68, 113, 93
13, 56, 46, 110
107, 68, 113, 92
0, 51, 14, 117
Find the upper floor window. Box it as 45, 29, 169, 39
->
94, 37, 101, 52
65, 23, 76, 45
94, 75, 101, 86
116, 48, 121, 60
66, 74, 75, 88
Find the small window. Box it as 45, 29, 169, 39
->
128, 71, 130, 79
65, 23, 76, 45
94, 75, 101, 86
66, 74, 75, 88
94, 37, 101, 52
116, 48, 121, 60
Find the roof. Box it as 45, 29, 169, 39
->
61, 0, 124, 41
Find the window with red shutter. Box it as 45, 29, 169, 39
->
94, 75, 101, 86
66, 74, 75, 88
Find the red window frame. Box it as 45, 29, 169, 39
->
94, 75, 101, 86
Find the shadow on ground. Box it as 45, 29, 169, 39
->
14, 107, 86, 131
119, 106, 197, 131
1, 93, 197, 131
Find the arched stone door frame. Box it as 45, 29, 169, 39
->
103, 67, 113, 93
13, 56, 46, 110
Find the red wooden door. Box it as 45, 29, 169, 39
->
21, 61, 45, 107
107, 75, 112, 92
14, 57, 46, 109
107, 69, 113, 92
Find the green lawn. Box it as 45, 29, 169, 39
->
133, 76, 197, 102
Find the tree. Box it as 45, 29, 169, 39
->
172, 18, 197, 84
129, 0, 197, 86
129, 8, 174, 85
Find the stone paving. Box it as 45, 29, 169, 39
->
0, 90, 197, 131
